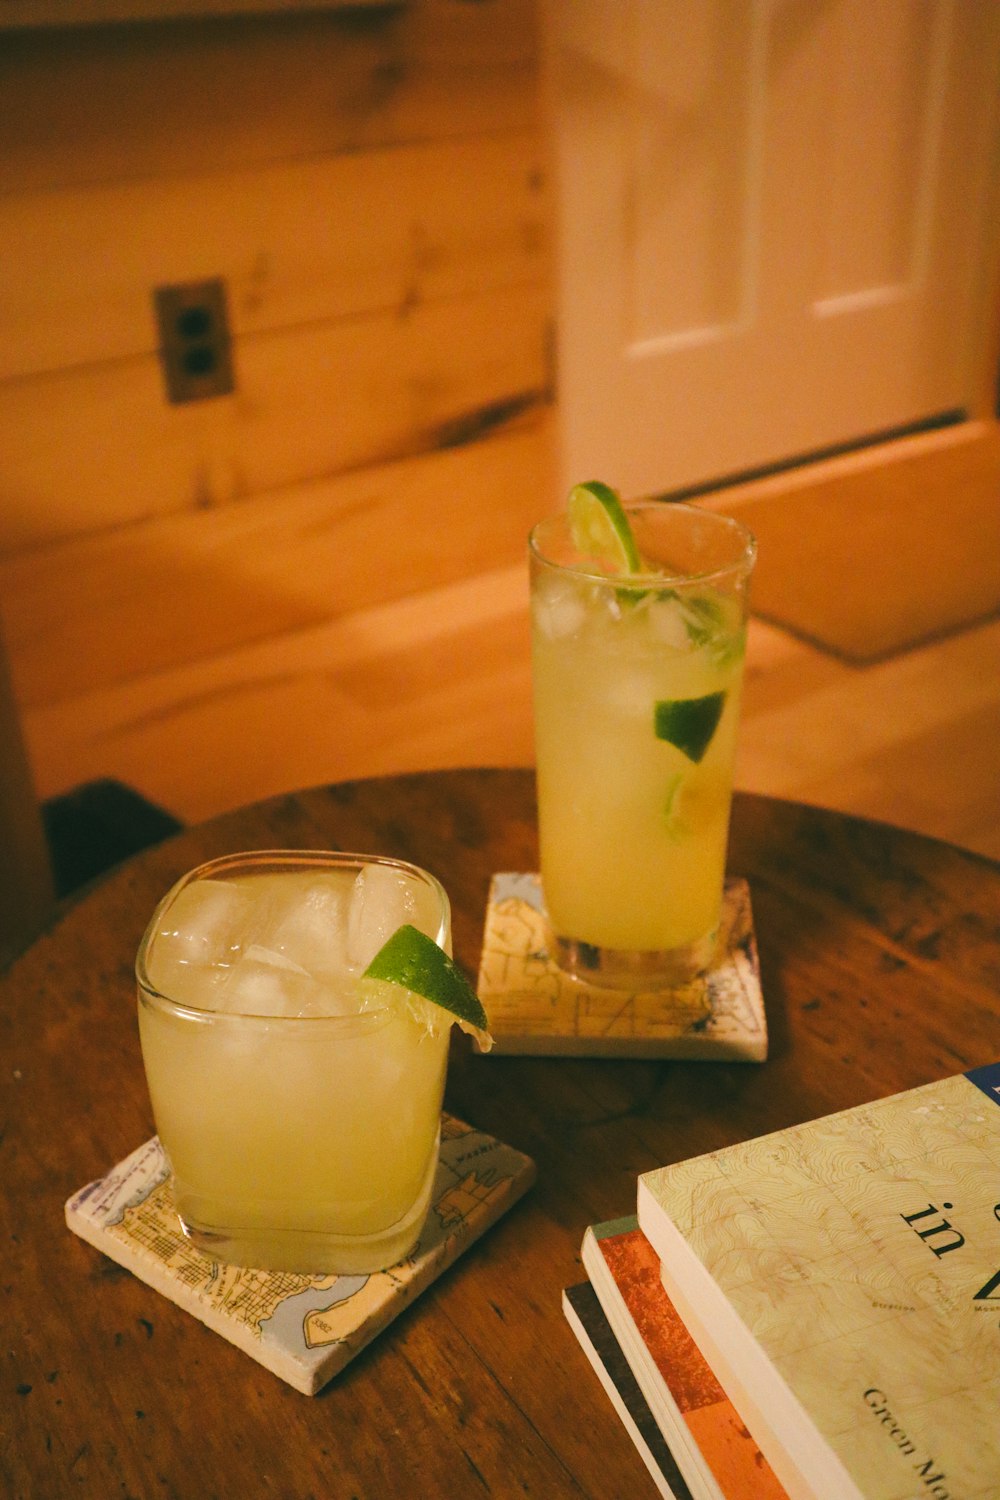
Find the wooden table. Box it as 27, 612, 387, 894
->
3, 768, 998, 1498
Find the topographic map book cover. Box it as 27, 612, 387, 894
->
637, 1062, 1000, 1500
476, 873, 766, 1060
66, 1115, 535, 1395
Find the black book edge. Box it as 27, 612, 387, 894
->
563, 1281, 695, 1500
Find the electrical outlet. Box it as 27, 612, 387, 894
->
154, 278, 234, 404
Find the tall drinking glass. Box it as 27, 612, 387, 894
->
136, 850, 452, 1274
529, 502, 756, 988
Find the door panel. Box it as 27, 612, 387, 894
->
546, 0, 1000, 500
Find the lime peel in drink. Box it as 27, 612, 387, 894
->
362, 923, 493, 1052
654, 692, 726, 763
662, 770, 687, 840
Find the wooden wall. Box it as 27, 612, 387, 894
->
0, 1, 553, 785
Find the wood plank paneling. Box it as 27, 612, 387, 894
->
0, 3, 538, 192
0, 283, 550, 549
0, 0, 549, 553
1, 132, 547, 379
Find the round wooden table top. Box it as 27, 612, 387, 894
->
3, 768, 998, 1498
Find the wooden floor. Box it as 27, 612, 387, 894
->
12, 425, 1000, 865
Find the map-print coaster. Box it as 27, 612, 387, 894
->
476, 874, 767, 1061
65, 1116, 535, 1396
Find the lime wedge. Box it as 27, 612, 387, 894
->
568, 480, 642, 574
654, 692, 726, 763
362, 923, 492, 1050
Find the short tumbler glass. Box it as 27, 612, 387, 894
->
136, 850, 452, 1274
529, 502, 756, 988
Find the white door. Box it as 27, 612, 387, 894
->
545, 0, 1000, 499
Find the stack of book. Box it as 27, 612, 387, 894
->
564, 1060, 1000, 1499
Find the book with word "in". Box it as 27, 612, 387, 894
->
637, 1061, 1000, 1500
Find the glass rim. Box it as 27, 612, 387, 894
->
528, 500, 756, 589
135, 848, 450, 1021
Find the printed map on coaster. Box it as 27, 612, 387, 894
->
66, 1116, 535, 1396
476, 874, 767, 1061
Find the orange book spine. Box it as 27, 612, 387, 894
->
595, 1226, 788, 1498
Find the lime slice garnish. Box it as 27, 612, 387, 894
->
362, 923, 492, 1050
568, 480, 642, 574
654, 692, 726, 763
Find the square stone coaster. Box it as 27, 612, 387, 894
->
66, 1116, 535, 1396
476, 874, 767, 1061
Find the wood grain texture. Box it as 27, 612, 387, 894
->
4, 409, 1000, 862
0, 282, 550, 550
1, 131, 547, 380
703, 419, 1000, 660
0, 0, 391, 24
0, 418, 552, 708
2, 770, 998, 1497
0, 4, 538, 192
0, 0, 547, 551
737, 612, 1000, 859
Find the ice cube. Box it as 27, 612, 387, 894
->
215, 953, 337, 1018
646, 594, 693, 651
238, 943, 355, 1016
253, 874, 349, 980
146, 878, 252, 994
603, 661, 661, 721
243, 943, 310, 976
533, 574, 589, 641
346, 863, 421, 970
149, 957, 231, 1012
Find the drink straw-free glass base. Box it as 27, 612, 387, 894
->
171, 1129, 442, 1274
530, 502, 755, 990
137, 850, 452, 1275
551, 928, 718, 992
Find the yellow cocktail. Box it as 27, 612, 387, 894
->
530, 498, 755, 985
137, 851, 453, 1273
